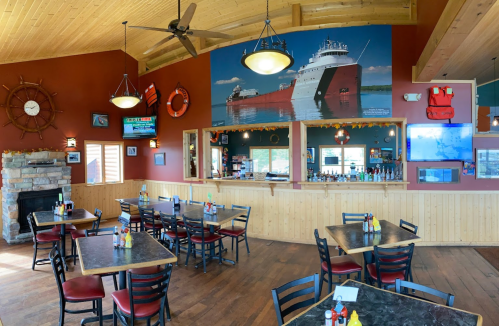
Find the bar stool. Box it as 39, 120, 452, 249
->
27, 213, 60, 270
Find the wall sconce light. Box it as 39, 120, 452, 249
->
243, 131, 249, 139
66, 137, 76, 148
389, 129, 395, 136
338, 129, 344, 137
150, 139, 158, 148
493, 117, 499, 127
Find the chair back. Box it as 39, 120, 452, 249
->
182, 215, 206, 242
271, 274, 320, 326
49, 247, 66, 304
85, 227, 115, 237
120, 201, 132, 214
314, 229, 331, 271
395, 279, 455, 307
399, 219, 418, 235
158, 196, 171, 201
373, 243, 415, 288
139, 207, 158, 233
27, 213, 38, 243
91, 208, 103, 230
126, 264, 173, 321
231, 205, 251, 230
216, 204, 225, 209
189, 200, 205, 206
159, 212, 178, 241
342, 212, 366, 224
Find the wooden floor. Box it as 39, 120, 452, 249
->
0, 219, 498, 326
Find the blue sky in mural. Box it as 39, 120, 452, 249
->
211, 25, 392, 105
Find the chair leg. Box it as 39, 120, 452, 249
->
165, 295, 171, 321
175, 239, 180, 266
319, 270, 325, 297
97, 298, 103, 326
236, 236, 239, 262
218, 240, 222, 265
32, 243, 38, 270
185, 242, 191, 266
327, 271, 333, 294
244, 234, 250, 254
202, 244, 207, 273
113, 301, 118, 326
112, 274, 118, 291
193, 244, 196, 259
231, 237, 234, 251
59, 300, 65, 326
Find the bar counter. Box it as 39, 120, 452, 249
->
200, 178, 291, 196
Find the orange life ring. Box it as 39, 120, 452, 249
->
166, 87, 189, 118
334, 129, 350, 145
210, 131, 220, 143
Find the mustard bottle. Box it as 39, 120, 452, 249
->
347, 310, 362, 326
125, 231, 132, 248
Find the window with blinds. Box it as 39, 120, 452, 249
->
85, 141, 123, 185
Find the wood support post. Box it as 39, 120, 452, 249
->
291, 4, 301, 27
138, 61, 147, 75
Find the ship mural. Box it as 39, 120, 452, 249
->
211, 26, 392, 126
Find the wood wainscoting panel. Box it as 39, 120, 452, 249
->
140, 180, 499, 247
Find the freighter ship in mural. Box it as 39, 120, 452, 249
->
226, 39, 362, 104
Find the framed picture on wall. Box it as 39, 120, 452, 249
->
154, 152, 165, 166
370, 148, 382, 163
91, 113, 109, 128
307, 147, 315, 164
221, 134, 228, 144
476, 149, 499, 179
126, 146, 137, 157
67, 151, 81, 164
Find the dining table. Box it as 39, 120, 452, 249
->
75, 231, 177, 325
326, 220, 422, 281
34, 208, 98, 270
283, 279, 482, 325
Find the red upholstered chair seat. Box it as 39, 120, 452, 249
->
128, 266, 164, 283
112, 287, 160, 318
130, 215, 141, 223
52, 224, 77, 233
190, 233, 222, 244
177, 221, 185, 226
62, 275, 105, 301
217, 226, 245, 237
165, 228, 187, 239
144, 221, 161, 229
70, 230, 94, 240
378, 252, 407, 263
203, 226, 220, 232
36, 231, 61, 243
321, 255, 362, 274
366, 263, 406, 284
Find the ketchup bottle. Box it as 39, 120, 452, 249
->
330, 309, 338, 324
341, 306, 348, 319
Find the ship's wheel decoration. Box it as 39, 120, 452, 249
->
1, 76, 61, 139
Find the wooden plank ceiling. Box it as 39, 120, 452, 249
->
0, 0, 416, 73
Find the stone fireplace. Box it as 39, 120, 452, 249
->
2, 151, 71, 244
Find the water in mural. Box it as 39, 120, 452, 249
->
211, 26, 392, 126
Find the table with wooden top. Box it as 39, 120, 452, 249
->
76, 231, 177, 325
283, 280, 482, 326
34, 208, 97, 270
326, 220, 422, 281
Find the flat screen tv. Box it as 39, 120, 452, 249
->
407, 123, 473, 161
123, 116, 157, 139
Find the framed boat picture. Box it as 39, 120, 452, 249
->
92, 113, 109, 128
307, 147, 315, 164
476, 149, 499, 179
154, 152, 166, 166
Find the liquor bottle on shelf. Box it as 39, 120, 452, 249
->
381, 167, 386, 182
391, 168, 395, 180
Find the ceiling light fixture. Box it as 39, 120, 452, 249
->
241, 0, 293, 75
110, 21, 142, 109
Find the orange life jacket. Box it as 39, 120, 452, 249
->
145, 83, 158, 107
426, 85, 455, 120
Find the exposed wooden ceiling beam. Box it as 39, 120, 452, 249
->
414, 0, 496, 82
292, 4, 302, 27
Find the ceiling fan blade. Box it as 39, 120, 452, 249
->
143, 35, 175, 55
187, 30, 234, 39
179, 35, 198, 58
177, 3, 197, 32
129, 26, 172, 33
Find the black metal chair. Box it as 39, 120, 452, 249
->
27, 213, 60, 270
158, 196, 171, 201
217, 205, 251, 262
112, 264, 174, 325
367, 243, 415, 289
160, 212, 187, 266
314, 229, 362, 295
70, 208, 102, 266
84, 227, 118, 290
400, 219, 418, 235
189, 200, 205, 206
183, 215, 223, 273
121, 201, 141, 232
339, 213, 366, 255
139, 207, 161, 239
49, 246, 105, 326
271, 274, 320, 326
395, 279, 455, 307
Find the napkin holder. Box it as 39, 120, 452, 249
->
64, 201, 74, 215
173, 202, 181, 211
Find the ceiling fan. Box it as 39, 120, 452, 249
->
129, 0, 234, 58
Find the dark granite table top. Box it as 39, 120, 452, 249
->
182, 207, 245, 226
76, 232, 177, 275
116, 197, 162, 206
34, 209, 97, 226
326, 220, 421, 254
284, 280, 482, 326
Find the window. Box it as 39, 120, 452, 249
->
320, 145, 365, 174
211, 146, 222, 176
250, 147, 289, 174
183, 130, 198, 180
85, 141, 124, 185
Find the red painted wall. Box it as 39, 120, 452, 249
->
0, 51, 143, 184
137, 54, 211, 182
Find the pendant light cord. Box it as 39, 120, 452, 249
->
266, 0, 269, 20
124, 21, 127, 75
494, 57, 497, 108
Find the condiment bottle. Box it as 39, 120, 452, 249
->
113, 226, 119, 248
125, 231, 132, 248
213, 201, 217, 214
337, 315, 345, 326
325, 310, 333, 326
120, 231, 126, 248
347, 310, 362, 326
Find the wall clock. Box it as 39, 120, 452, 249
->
1, 76, 61, 139
384, 136, 391, 143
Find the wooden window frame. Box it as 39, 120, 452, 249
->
249, 146, 290, 175
84, 140, 124, 186
319, 144, 366, 174
183, 129, 199, 181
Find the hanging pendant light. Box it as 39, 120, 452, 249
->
110, 21, 142, 109
241, 0, 294, 75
